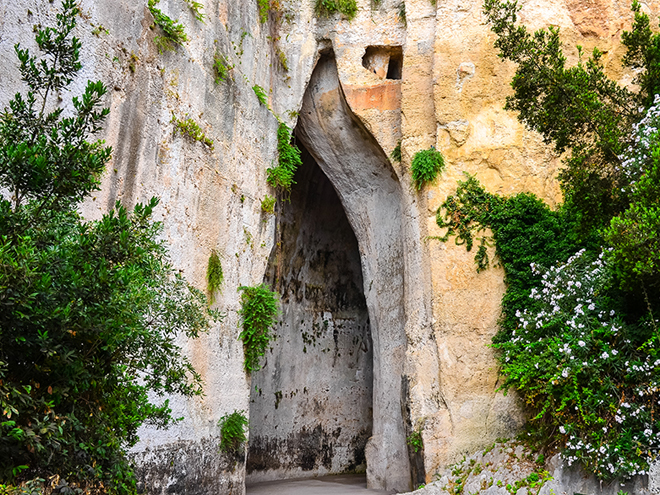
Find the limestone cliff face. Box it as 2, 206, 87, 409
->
0, 0, 657, 493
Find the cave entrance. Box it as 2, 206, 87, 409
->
247, 52, 411, 492
246, 142, 373, 483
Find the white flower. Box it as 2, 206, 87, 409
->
601, 352, 609, 359
578, 340, 586, 347
559, 426, 566, 434
562, 368, 569, 378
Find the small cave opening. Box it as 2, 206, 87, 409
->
245, 139, 373, 483
362, 45, 403, 80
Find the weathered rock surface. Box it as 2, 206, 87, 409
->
403, 440, 653, 495
1, 0, 659, 493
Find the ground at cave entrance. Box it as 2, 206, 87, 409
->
246, 474, 395, 494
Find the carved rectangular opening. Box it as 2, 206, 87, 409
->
362, 45, 403, 80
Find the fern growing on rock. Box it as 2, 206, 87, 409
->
148, 0, 188, 53
266, 122, 303, 191
206, 250, 224, 304
218, 410, 248, 453
411, 146, 444, 190
238, 284, 279, 372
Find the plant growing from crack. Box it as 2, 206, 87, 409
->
266, 122, 302, 191
253, 84, 268, 105
171, 114, 214, 149
148, 0, 188, 53
314, 0, 358, 20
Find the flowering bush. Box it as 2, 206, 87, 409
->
496, 249, 660, 480
437, 98, 660, 481
607, 95, 660, 289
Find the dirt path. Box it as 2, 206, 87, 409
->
246, 474, 396, 495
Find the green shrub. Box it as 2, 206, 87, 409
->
148, 0, 188, 52
391, 140, 402, 163
266, 122, 303, 191
171, 114, 214, 149
253, 84, 268, 105
439, 2, 660, 480
261, 195, 276, 214
238, 284, 279, 372
314, 0, 358, 20
411, 146, 444, 189
206, 250, 224, 304
218, 410, 248, 453
605, 97, 660, 291
496, 249, 660, 480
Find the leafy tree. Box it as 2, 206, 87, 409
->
0, 1, 217, 492
482, 0, 660, 231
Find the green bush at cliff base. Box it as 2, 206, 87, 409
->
411, 147, 444, 190
238, 284, 279, 372
435, 173, 660, 480
314, 0, 358, 20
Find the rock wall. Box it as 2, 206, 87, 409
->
1, 0, 659, 493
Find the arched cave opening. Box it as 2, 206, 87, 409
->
248, 52, 411, 492
245, 141, 373, 483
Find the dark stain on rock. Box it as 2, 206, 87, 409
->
247, 426, 370, 475
132, 436, 244, 495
